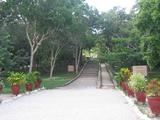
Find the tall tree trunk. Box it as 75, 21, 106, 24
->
49, 46, 61, 78
29, 48, 34, 73
75, 46, 82, 74
75, 46, 78, 74
50, 57, 57, 79
26, 22, 50, 73
50, 64, 54, 78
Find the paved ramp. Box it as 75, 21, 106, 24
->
101, 64, 114, 89
63, 61, 98, 89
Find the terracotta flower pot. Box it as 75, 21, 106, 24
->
121, 82, 127, 91
135, 92, 146, 103
11, 84, 20, 96
119, 81, 123, 88
0, 84, 3, 93
25, 83, 33, 91
34, 80, 41, 89
126, 86, 134, 97
147, 97, 160, 116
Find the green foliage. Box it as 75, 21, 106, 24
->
24, 72, 36, 84
96, 8, 145, 69
114, 72, 123, 84
1, 0, 154, 77
129, 73, 147, 92
100, 7, 130, 50
7, 72, 25, 85
146, 80, 160, 97
137, 0, 160, 69
0, 26, 13, 70
114, 67, 131, 84
7, 24, 29, 70
105, 52, 144, 69
140, 35, 160, 69
120, 68, 132, 81
33, 71, 40, 80
24, 72, 40, 83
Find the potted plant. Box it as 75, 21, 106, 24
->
7, 72, 24, 95
126, 84, 134, 97
129, 73, 147, 103
146, 80, 160, 115
24, 73, 35, 92
114, 72, 123, 87
33, 71, 41, 89
120, 68, 131, 81
0, 80, 4, 93
120, 68, 133, 96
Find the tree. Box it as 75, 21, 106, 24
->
94, 6, 145, 69
69, 3, 96, 74
137, 0, 160, 69
7, 23, 30, 70
100, 7, 129, 51
49, 29, 69, 78
3, 0, 56, 72
26, 21, 50, 72
0, 26, 13, 70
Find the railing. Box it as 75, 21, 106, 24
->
105, 63, 117, 86
64, 60, 89, 86
97, 63, 102, 88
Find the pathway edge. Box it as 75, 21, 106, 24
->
61, 61, 89, 87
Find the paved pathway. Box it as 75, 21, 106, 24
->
101, 64, 114, 89
0, 62, 141, 120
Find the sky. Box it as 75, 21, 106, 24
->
85, 0, 137, 12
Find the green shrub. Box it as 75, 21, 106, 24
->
146, 80, 160, 97
114, 72, 123, 84
129, 73, 147, 92
24, 72, 36, 84
7, 72, 24, 85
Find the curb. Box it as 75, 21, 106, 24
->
119, 90, 151, 120
1, 87, 45, 104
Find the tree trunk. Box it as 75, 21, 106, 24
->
49, 45, 61, 79
50, 65, 54, 79
29, 50, 34, 73
75, 46, 82, 74
75, 46, 78, 74
26, 22, 50, 73
49, 58, 56, 79
75, 65, 78, 74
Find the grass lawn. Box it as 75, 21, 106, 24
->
2, 72, 76, 94
42, 73, 76, 89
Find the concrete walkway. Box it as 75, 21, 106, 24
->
101, 64, 114, 89
0, 62, 141, 120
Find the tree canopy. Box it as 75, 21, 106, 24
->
0, 0, 159, 75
